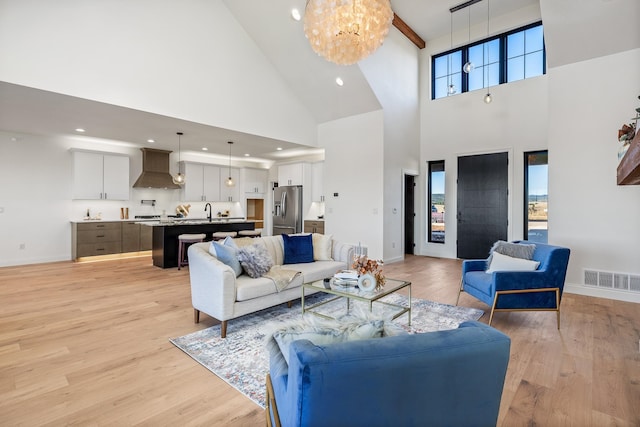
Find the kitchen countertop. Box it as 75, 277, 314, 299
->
139, 217, 249, 226
71, 217, 247, 224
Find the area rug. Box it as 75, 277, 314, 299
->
170, 294, 483, 408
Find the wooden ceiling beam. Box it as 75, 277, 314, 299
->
392, 13, 426, 49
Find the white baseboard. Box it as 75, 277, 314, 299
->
564, 283, 640, 303
0, 255, 71, 268
384, 255, 405, 264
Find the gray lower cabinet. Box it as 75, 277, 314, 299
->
73, 222, 122, 258
72, 221, 153, 259
122, 222, 141, 252
303, 220, 325, 234
140, 224, 152, 250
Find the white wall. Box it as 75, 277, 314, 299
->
419, 76, 549, 258
320, 111, 385, 259
0, 131, 253, 266
0, 0, 317, 146
359, 29, 421, 263
419, 8, 640, 303
418, 5, 545, 260
548, 48, 640, 302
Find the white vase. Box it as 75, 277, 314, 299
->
357, 273, 377, 292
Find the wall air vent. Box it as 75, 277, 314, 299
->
584, 269, 640, 293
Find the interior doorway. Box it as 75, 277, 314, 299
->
456, 152, 508, 259
404, 174, 415, 255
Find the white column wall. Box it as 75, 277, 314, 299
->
320, 111, 385, 260
359, 29, 421, 263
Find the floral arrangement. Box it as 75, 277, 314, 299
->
352, 255, 385, 290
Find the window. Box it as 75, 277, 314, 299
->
507, 25, 545, 82
428, 161, 445, 243
524, 151, 548, 243
432, 22, 544, 99
433, 51, 462, 98
468, 38, 500, 91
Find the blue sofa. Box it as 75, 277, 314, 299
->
458, 241, 570, 328
266, 321, 511, 427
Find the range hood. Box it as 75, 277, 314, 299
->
133, 148, 181, 189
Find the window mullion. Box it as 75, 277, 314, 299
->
461, 47, 469, 93
499, 34, 506, 85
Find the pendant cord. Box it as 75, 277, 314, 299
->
467, 7, 471, 44
486, 0, 490, 88
228, 142, 232, 177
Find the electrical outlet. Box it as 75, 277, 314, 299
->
392, 242, 396, 249
19, 243, 26, 250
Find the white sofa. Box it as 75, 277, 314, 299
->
187, 235, 355, 337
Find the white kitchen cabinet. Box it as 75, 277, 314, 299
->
72, 151, 129, 200
182, 162, 221, 202
242, 168, 268, 194
278, 162, 310, 186
220, 167, 241, 201
311, 161, 324, 202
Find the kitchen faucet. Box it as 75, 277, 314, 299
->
204, 203, 212, 222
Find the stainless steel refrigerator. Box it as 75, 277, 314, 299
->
272, 185, 303, 235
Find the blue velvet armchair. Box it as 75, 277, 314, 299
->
265, 321, 511, 427
457, 241, 570, 328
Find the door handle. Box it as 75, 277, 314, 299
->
281, 192, 287, 218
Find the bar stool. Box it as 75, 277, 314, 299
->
238, 229, 262, 238
211, 231, 238, 241
177, 233, 206, 270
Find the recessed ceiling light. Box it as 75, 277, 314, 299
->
202, 147, 208, 151
75, 128, 85, 133
276, 147, 283, 151
147, 139, 155, 143
244, 153, 250, 157
291, 8, 301, 21
336, 77, 344, 86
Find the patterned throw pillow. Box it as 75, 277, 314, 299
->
237, 243, 274, 278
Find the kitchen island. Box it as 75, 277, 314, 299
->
142, 219, 255, 268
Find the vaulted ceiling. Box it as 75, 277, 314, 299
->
0, 0, 637, 161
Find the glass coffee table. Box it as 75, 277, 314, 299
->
301, 277, 411, 325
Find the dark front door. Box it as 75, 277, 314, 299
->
404, 175, 415, 254
457, 152, 508, 259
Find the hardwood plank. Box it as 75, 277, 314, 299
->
0, 255, 639, 425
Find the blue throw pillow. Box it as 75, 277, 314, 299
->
282, 234, 314, 264
211, 237, 242, 277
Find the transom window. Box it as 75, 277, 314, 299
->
432, 22, 545, 100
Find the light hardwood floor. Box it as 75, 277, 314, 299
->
1, 255, 639, 426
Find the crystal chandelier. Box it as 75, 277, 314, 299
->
303, 0, 394, 66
